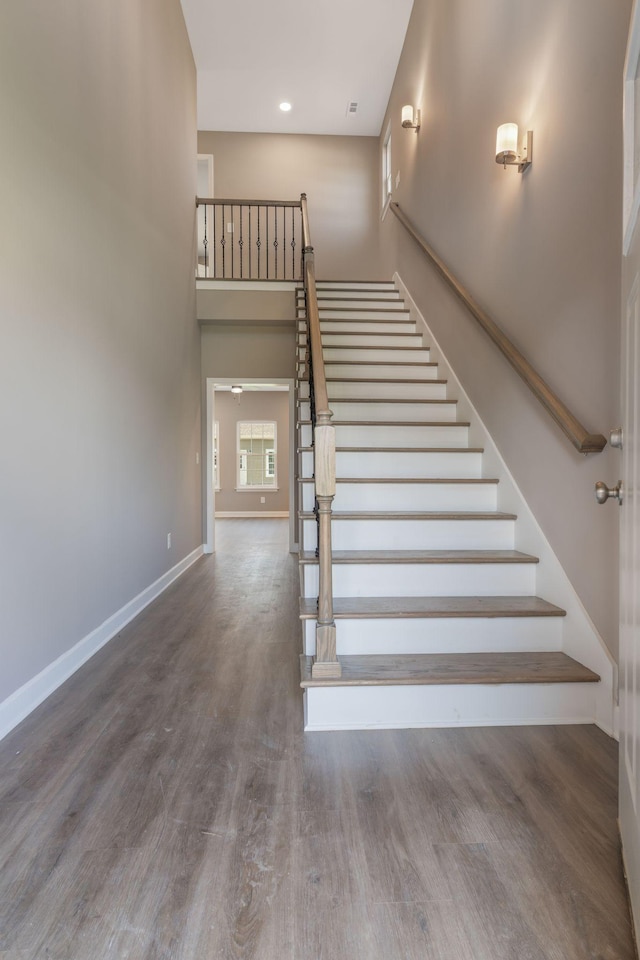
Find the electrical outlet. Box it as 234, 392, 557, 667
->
196, 452, 200, 465
395, 170, 401, 188
226, 222, 234, 233
167, 533, 171, 549
260, 496, 266, 504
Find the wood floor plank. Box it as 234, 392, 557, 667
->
0, 519, 634, 959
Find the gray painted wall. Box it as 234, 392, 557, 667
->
379, 0, 630, 657
0, 0, 201, 704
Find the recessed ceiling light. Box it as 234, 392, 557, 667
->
279, 101, 292, 112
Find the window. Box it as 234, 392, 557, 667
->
213, 421, 220, 490
382, 122, 392, 210
237, 421, 277, 489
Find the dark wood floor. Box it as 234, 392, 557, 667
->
0, 519, 635, 959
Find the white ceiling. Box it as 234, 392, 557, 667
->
180, 0, 414, 137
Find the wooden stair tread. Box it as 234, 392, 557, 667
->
299, 510, 516, 520
299, 549, 538, 564
299, 420, 470, 428
315, 307, 410, 314
316, 330, 417, 336
325, 356, 438, 364
299, 595, 565, 619
299, 652, 598, 687
327, 398, 458, 405
300, 477, 497, 485
298, 446, 484, 453
325, 378, 448, 385
323, 345, 428, 351
335, 446, 484, 453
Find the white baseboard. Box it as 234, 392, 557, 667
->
0, 545, 205, 743
215, 511, 289, 518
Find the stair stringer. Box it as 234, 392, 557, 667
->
394, 271, 616, 737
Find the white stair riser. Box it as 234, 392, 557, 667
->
332, 450, 483, 479
301, 562, 536, 598
297, 304, 411, 322
302, 616, 563, 656
329, 401, 457, 423
333, 423, 469, 447
298, 298, 403, 309
315, 282, 396, 292
300, 518, 515, 551
298, 449, 314, 477
299, 398, 455, 423
300, 481, 497, 512
299, 320, 417, 335
298, 424, 313, 446
327, 381, 447, 400
322, 347, 429, 362
324, 363, 439, 380
303, 683, 597, 731
299, 309, 412, 322
298, 331, 424, 350
298, 450, 484, 481
298, 381, 310, 399
302, 333, 423, 348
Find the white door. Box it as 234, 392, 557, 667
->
619, 0, 640, 930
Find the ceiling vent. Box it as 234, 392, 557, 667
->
346, 100, 359, 116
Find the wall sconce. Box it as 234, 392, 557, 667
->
495, 123, 532, 172
230, 385, 243, 394
401, 105, 421, 133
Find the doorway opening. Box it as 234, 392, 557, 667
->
205, 378, 297, 554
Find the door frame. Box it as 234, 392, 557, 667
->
619, 0, 640, 934
204, 378, 297, 554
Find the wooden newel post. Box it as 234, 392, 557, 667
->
312, 416, 341, 679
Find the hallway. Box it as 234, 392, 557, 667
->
0, 520, 635, 958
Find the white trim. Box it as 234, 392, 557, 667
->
0, 545, 204, 743
197, 153, 214, 196
234, 487, 280, 492
215, 511, 289, 518
395, 271, 616, 734
196, 280, 297, 292
623, 0, 640, 254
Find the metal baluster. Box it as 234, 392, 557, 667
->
248, 206, 252, 278
257, 207, 261, 279
291, 207, 295, 280
283, 206, 287, 280
211, 207, 218, 280
221, 204, 226, 278
266, 206, 269, 278
239, 205, 244, 279
231, 206, 236, 280
203, 204, 208, 277
274, 205, 279, 279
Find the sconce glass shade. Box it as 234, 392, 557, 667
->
401, 105, 415, 128
496, 122, 518, 164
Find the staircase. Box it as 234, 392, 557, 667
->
296, 280, 600, 731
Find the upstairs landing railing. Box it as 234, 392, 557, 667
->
300, 194, 340, 679
390, 202, 607, 455
195, 197, 302, 280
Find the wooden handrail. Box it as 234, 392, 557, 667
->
300, 193, 340, 679
390, 202, 607, 454
196, 197, 302, 207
